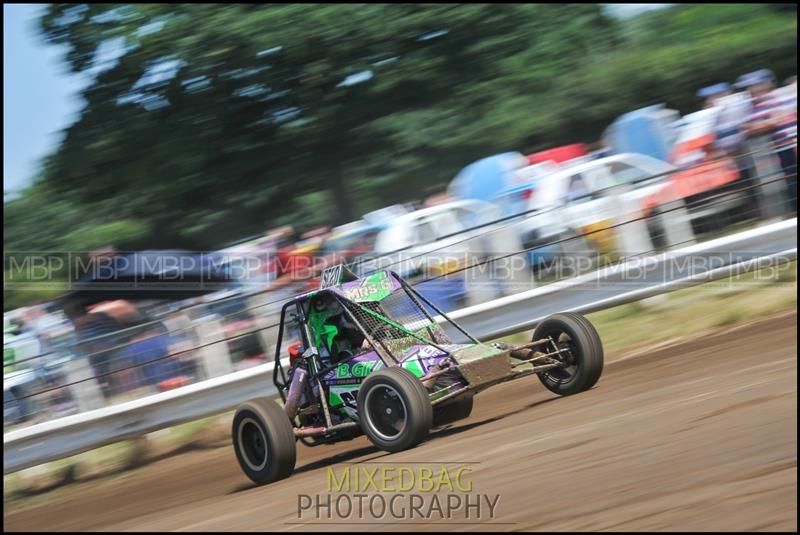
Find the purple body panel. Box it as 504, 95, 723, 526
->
320, 343, 471, 386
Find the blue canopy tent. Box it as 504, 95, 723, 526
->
604, 104, 680, 162
447, 152, 528, 202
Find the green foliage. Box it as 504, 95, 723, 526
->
61, 220, 150, 252
3, 182, 149, 252
547, 8, 797, 143
3, 278, 68, 312
21, 4, 622, 250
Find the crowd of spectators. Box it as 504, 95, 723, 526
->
699, 69, 797, 212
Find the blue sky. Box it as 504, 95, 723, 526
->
3, 3, 671, 196
3, 3, 87, 194
604, 4, 672, 19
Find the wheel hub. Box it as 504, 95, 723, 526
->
558, 341, 577, 366
365, 385, 408, 440
239, 418, 268, 471
540, 333, 580, 383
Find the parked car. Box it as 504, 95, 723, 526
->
370, 199, 521, 308
490, 181, 562, 269
3, 320, 40, 373
2, 313, 80, 426
527, 143, 589, 166
3, 323, 42, 426
515, 153, 677, 260
372, 199, 519, 270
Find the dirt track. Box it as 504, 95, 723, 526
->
5, 313, 797, 532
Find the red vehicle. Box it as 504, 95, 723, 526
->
527, 144, 588, 165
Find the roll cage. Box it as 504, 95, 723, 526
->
273, 271, 479, 404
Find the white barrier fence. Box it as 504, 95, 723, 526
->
4, 218, 796, 474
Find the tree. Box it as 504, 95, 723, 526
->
35, 4, 619, 248
7, 3, 797, 255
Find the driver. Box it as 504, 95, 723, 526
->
308, 293, 366, 364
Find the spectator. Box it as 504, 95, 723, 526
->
775, 75, 797, 140
122, 322, 184, 391
702, 81, 751, 156
64, 303, 126, 400
708, 83, 758, 209
775, 75, 797, 110
736, 69, 797, 212
697, 82, 732, 109
19, 306, 48, 354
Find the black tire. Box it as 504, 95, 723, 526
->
232, 397, 296, 485
533, 312, 603, 396
357, 367, 432, 452
433, 395, 474, 427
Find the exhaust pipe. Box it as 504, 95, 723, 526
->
283, 367, 307, 419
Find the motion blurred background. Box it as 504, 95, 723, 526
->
2, 3, 797, 429
5, 4, 796, 255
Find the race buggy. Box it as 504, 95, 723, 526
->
232, 265, 603, 485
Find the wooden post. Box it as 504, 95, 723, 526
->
64, 358, 105, 413
193, 316, 233, 379
659, 199, 697, 250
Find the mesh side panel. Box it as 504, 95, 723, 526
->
342, 286, 451, 358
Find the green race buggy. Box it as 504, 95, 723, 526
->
233, 265, 603, 485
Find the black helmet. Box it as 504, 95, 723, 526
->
312, 293, 332, 312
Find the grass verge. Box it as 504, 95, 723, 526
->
498, 260, 796, 356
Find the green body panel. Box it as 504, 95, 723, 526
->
328, 385, 360, 421
341, 271, 395, 302
401, 356, 425, 378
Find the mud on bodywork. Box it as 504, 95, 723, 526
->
321, 342, 490, 420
